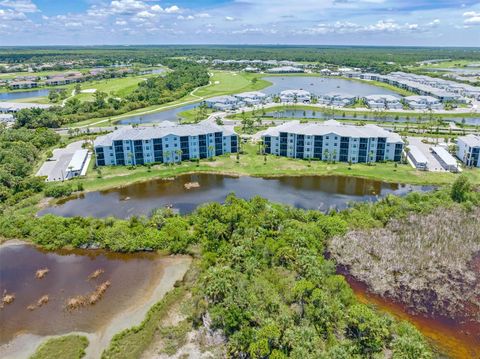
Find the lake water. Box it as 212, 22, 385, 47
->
116, 76, 400, 125
116, 103, 197, 125
262, 76, 399, 97
0, 242, 187, 345
39, 174, 431, 219
0, 89, 50, 101
266, 109, 480, 126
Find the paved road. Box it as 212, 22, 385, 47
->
36, 140, 85, 181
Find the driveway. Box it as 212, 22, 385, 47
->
407, 137, 449, 172
36, 140, 86, 181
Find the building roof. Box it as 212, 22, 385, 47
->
204, 95, 237, 103
408, 145, 428, 164
404, 95, 439, 103
458, 134, 480, 147
234, 91, 267, 99
322, 92, 356, 99
431, 146, 457, 167
262, 120, 403, 143
280, 89, 311, 96
66, 149, 89, 172
94, 123, 236, 147
365, 94, 400, 101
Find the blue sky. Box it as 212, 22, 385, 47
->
0, 0, 479, 46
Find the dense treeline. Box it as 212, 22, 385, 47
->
1, 45, 480, 69
0, 126, 59, 206
190, 196, 433, 358
14, 61, 209, 128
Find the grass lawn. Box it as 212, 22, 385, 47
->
348, 78, 416, 97
71, 75, 156, 102
76, 143, 480, 193
194, 71, 271, 98
30, 335, 89, 359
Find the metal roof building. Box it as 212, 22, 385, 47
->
407, 145, 428, 170
430, 146, 459, 172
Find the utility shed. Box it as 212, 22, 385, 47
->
407, 145, 428, 170
65, 149, 89, 179
431, 146, 459, 172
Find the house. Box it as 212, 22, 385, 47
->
94, 122, 238, 166
234, 91, 267, 106
404, 96, 443, 110
457, 135, 480, 167
318, 92, 356, 107
204, 95, 239, 110
279, 89, 311, 103
262, 120, 403, 163
0, 102, 51, 113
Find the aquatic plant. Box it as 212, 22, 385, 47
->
2, 290, 15, 306
35, 268, 50, 279
66, 280, 111, 310
87, 269, 104, 280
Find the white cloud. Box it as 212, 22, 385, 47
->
165, 5, 180, 14
137, 10, 155, 18
115, 19, 127, 25
463, 11, 480, 25
150, 4, 163, 12
0, 0, 38, 13
0, 8, 27, 20
110, 0, 147, 15
225, 16, 235, 21
196, 13, 210, 18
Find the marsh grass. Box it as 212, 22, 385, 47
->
331, 206, 480, 319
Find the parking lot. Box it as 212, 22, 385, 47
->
407, 137, 450, 172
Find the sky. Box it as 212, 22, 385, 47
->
0, 0, 479, 46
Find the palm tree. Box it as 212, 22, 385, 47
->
323, 149, 329, 162
208, 145, 215, 159
175, 149, 183, 163
164, 150, 171, 164
332, 149, 337, 164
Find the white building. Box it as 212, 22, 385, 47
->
364, 95, 403, 110
266, 66, 304, 73
457, 135, 480, 167
407, 145, 428, 170
262, 120, 403, 163
204, 95, 239, 111
0, 102, 51, 113
234, 91, 267, 106
430, 146, 459, 172
65, 149, 90, 179
404, 96, 443, 110
318, 92, 356, 107
94, 122, 238, 166
279, 89, 311, 103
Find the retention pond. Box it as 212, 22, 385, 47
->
39, 174, 431, 219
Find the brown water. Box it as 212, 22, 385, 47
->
39, 174, 432, 219
0, 242, 179, 345
344, 275, 480, 359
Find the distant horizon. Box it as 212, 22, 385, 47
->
0, 0, 479, 47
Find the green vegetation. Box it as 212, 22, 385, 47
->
348, 78, 416, 96
30, 335, 88, 359
13, 61, 209, 128
102, 285, 187, 359
0, 126, 59, 207
194, 71, 270, 98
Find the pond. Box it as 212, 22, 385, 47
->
0, 242, 191, 357
265, 109, 480, 126
116, 102, 197, 125
262, 76, 399, 97
0, 89, 50, 101
39, 174, 431, 219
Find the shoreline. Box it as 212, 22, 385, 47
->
0, 242, 192, 359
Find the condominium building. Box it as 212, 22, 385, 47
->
364, 95, 403, 110
318, 92, 356, 107
94, 122, 238, 166
404, 96, 443, 110
234, 91, 268, 106
8, 81, 38, 90
204, 95, 239, 111
262, 120, 403, 163
457, 135, 480, 167
279, 89, 311, 103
